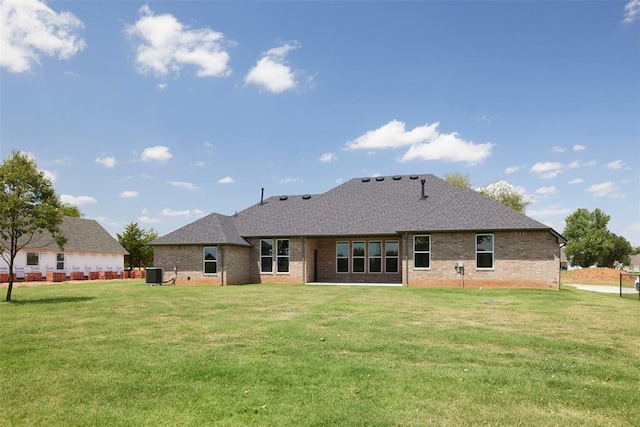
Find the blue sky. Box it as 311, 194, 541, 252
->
2, 0, 639, 246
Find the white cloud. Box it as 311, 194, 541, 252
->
528, 205, 573, 219
587, 182, 622, 198
218, 176, 235, 184
345, 120, 493, 164
60, 194, 97, 206
535, 186, 557, 196
157, 83, 168, 90
119, 190, 139, 198
605, 159, 625, 170
193, 209, 205, 217
245, 41, 300, 93
0, 0, 86, 73
279, 177, 302, 184
567, 160, 580, 169
320, 152, 337, 163
572, 144, 586, 151
569, 178, 583, 184
552, 146, 566, 153
95, 156, 116, 168
139, 215, 160, 224
505, 166, 519, 175
161, 208, 191, 216
125, 5, 232, 78
530, 162, 563, 179
624, 0, 640, 24
471, 114, 499, 125
583, 160, 596, 167
40, 168, 56, 183
141, 145, 173, 162
168, 181, 199, 191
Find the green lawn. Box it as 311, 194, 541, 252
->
1, 281, 639, 426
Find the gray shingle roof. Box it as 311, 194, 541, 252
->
15, 217, 128, 254
150, 213, 250, 246
152, 174, 565, 245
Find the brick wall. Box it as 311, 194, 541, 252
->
406, 231, 561, 288
153, 230, 561, 288
244, 237, 304, 284
153, 244, 220, 285
308, 236, 403, 283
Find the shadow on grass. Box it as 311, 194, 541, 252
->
6, 296, 96, 305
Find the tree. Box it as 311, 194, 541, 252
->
0, 151, 66, 302
117, 222, 159, 270
60, 203, 83, 217
476, 180, 532, 214
563, 208, 632, 268
444, 172, 471, 189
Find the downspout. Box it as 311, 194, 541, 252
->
220, 246, 224, 286
404, 232, 409, 287
302, 237, 306, 284
558, 242, 566, 291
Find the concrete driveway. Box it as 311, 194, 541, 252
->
567, 284, 638, 294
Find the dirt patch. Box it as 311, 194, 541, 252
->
562, 267, 636, 285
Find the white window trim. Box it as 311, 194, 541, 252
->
276, 239, 290, 274
413, 235, 431, 270
385, 240, 400, 273
203, 246, 218, 276
336, 241, 350, 274
352, 241, 366, 274
260, 238, 274, 274
476, 233, 495, 270
368, 241, 383, 274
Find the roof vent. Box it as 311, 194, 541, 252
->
420, 179, 428, 200
362, 178, 371, 182
302, 194, 311, 200
375, 177, 384, 181
279, 196, 288, 201
409, 175, 419, 180
393, 175, 401, 180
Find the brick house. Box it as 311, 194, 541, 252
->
0, 216, 128, 282
150, 174, 566, 288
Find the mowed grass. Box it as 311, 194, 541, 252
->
1, 282, 639, 426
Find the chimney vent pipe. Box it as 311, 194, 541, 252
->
420, 179, 428, 199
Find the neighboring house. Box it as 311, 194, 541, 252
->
627, 254, 640, 273
150, 174, 566, 288
0, 216, 128, 281
560, 247, 569, 270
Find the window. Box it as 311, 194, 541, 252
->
56, 254, 64, 271
413, 235, 430, 269
336, 242, 349, 273
476, 234, 494, 269
369, 241, 382, 273
385, 241, 399, 273
352, 242, 365, 273
276, 239, 290, 273
26, 252, 39, 266
260, 239, 273, 273
203, 247, 218, 274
